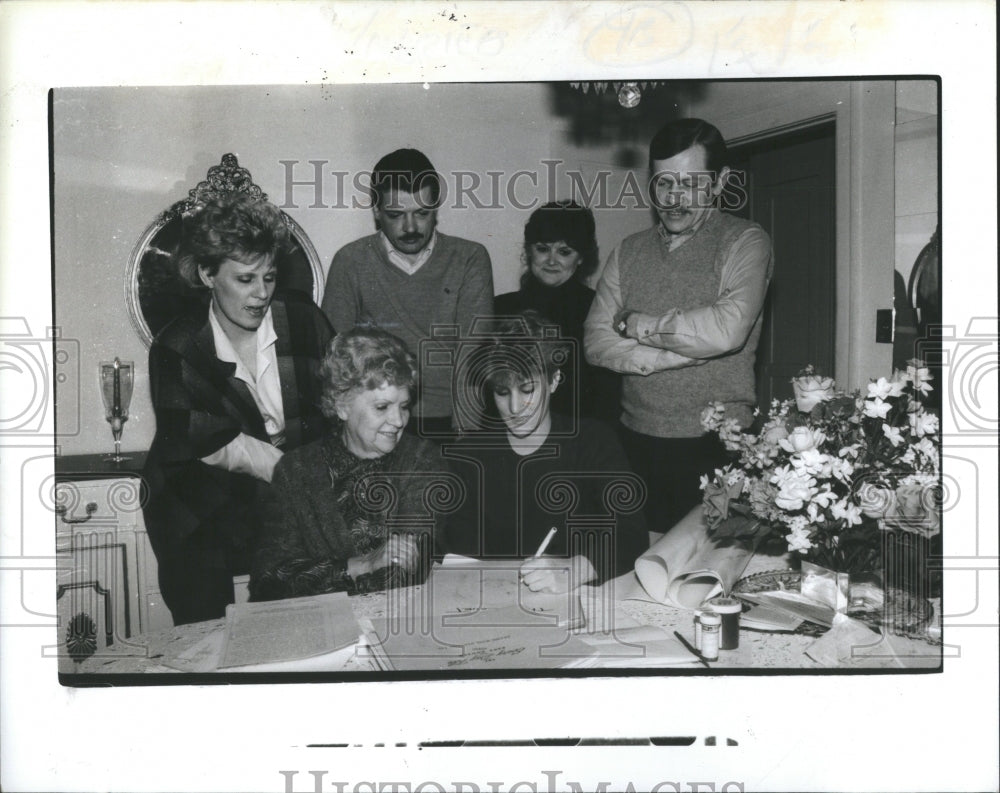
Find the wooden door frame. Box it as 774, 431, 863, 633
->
696, 81, 896, 391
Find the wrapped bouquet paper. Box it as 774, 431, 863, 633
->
804, 613, 941, 669
634, 505, 757, 609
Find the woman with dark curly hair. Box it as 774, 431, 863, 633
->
494, 200, 619, 424
143, 192, 333, 624
249, 328, 453, 601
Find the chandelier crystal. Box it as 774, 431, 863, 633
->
569, 81, 661, 108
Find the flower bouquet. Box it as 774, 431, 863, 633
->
700, 362, 941, 604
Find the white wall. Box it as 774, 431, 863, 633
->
53, 84, 566, 456
54, 80, 931, 456
894, 80, 939, 286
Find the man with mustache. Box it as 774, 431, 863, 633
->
584, 118, 772, 534
322, 148, 494, 436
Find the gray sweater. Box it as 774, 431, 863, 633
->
322, 232, 494, 419
616, 212, 766, 436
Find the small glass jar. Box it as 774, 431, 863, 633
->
699, 612, 721, 661
693, 608, 704, 650
706, 596, 742, 650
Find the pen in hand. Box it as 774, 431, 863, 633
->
518, 526, 556, 591
533, 527, 558, 559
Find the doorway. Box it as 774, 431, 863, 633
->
726, 121, 837, 411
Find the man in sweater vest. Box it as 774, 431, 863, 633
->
584, 118, 773, 534
321, 149, 494, 437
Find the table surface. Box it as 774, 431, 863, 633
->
63, 551, 942, 677
55, 452, 148, 481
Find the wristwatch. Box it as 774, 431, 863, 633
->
615, 312, 633, 338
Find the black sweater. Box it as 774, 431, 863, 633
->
441, 414, 648, 583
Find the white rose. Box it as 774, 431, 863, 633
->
792, 372, 835, 412
771, 468, 816, 511
779, 426, 825, 453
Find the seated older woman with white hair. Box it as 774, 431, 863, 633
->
249, 328, 451, 599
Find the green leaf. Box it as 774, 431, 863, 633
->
713, 515, 759, 538
729, 502, 754, 518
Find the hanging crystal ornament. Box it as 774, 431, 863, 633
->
617, 82, 642, 108
570, 80, 658, 107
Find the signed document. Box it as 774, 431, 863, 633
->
217, 592, 362, 669
360, 561, 593, 671
429, 558, 584, 629
362, 606, 596, 671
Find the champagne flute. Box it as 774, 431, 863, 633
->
99, 358, 134, 462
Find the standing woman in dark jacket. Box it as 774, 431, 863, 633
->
143, 193, 333, 624
494, 200, 620, 424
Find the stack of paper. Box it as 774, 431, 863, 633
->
738, 602, 805, 632
735, 590, 836, 629
216, 592, 363, 670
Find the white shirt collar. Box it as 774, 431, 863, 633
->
207, 301, 278, 382
380, 230, 437, 275
657, 208, 716, 252
207, 300, 285, 444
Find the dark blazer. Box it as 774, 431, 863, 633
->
142, 293, 334, 558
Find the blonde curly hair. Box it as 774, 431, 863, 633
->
318, 328, 419, 420
175, 193, 289, 288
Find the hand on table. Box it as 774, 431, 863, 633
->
519, 554, 597, 594
347, 532, 420, 579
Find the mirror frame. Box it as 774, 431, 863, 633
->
124, 153, 324, 347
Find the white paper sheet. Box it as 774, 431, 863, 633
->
217, 591, 362, 669
363, 607, 597, 671
569, 625, 703, 668
428, 560, 584, 629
